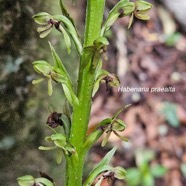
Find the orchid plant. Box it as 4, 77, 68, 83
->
17, 0, 152, 186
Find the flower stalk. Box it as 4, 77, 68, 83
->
17, 0, 153, 186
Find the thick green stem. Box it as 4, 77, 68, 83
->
65, 0, 105, 186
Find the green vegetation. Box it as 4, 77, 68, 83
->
126, 149, 167, 186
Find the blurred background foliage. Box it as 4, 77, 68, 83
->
1, 0, 186, 186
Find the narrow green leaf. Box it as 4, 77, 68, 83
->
35, 177, 54, 186
101, 13, 119, 36
84, 129, 103, 150
59, 25, 71, 53
83, 148, 117, 186
49, 43, 78, 106
60, 0, 70, 16
49, 42, 68, 73
61, 114, 71, 137
83, 165, 111, 186
59, 0, 76, 27
62, 84, 79, 107
53, 15, 82, 54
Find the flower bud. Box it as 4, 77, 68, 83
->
46, 112, 63, 128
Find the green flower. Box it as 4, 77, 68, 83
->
98, 106, 130, 147
32, 60, 54, 96
128, 0, 153, 28
100, 118, 128, 147
33, 12, 53, 38
39, 130, 76, 164
32, 60, 68, 96
17, 175, 55, 186
134, 0, 153, 20
33, 12, 59, 38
